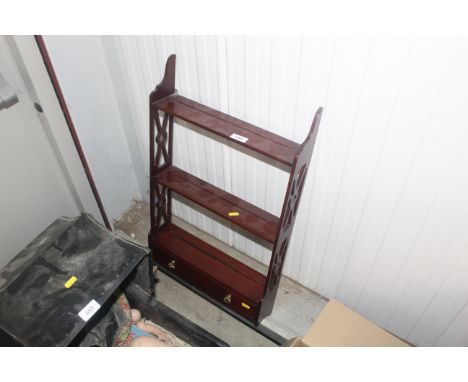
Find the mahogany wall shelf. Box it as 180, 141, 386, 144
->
148, 55, 323, 325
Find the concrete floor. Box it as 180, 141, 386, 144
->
115, 201, 328, 347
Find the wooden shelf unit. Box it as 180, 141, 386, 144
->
148, 55, 323, 325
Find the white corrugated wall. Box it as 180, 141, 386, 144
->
105, 36, 468, 346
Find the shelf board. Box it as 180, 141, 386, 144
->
153, 165, 279, 244
154, 95, 299, 167
149, 223, 266, 303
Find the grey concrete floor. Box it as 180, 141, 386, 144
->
115, 201, 327, 347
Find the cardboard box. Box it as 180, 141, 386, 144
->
284, 299, 409, 347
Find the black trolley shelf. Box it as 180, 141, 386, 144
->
0, 214, 226, 347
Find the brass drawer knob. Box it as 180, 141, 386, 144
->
168, 260, 176, 270
224, 294, 232, 304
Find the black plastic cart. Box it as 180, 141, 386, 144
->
0, 214, 227, 347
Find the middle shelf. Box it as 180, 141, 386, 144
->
152, 165, 280, 244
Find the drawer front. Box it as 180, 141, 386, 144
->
155, 249, 260, 322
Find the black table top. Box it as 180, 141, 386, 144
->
0, 214, 148, 346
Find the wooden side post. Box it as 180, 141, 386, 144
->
149, 55, 176, 235
258, 107, 323, 323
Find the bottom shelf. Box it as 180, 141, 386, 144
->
149, 223, 266, 323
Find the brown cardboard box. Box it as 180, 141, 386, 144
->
284, 299, 409, 347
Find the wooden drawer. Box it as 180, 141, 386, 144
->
155, 247, 261, 323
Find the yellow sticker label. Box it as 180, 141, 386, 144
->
241, 302, 251, 310
228, 211, 240, 217
64, 276, 77, 288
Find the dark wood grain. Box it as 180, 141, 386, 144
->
150, 224, 265, 293
153, 166, 279, 243
154, 95, 299, 167
150, 224, 265, 322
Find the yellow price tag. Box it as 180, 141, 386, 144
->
64, 276, 77, 288
228, 211, 240, 217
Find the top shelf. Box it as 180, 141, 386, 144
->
154, 95, 300, 167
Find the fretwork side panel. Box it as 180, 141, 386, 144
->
259, 108, 323, 322
149, 55, 176, 234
